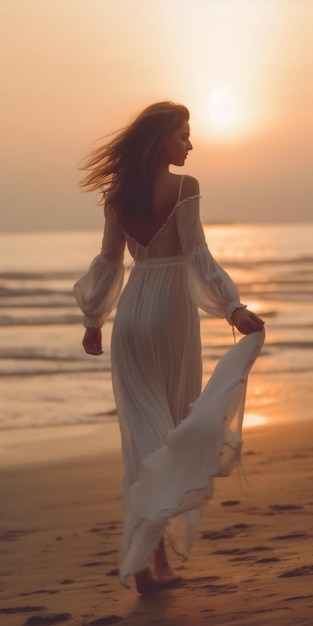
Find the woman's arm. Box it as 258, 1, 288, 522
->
74, 205, 125, 354
176, 185, 264, 334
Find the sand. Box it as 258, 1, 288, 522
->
1, 419, 313, 626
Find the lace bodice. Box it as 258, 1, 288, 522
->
124, 196, 203, 260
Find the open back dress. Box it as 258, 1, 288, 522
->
74, 177, 264, 585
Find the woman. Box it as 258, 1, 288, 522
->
74, 101, 264, 593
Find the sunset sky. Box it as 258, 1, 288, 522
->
1, 0, 313, 232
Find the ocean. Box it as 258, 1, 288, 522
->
1, 223, 312, 432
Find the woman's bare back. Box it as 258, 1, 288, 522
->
120, 173, 199, 247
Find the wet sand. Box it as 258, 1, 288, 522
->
1, 419, 313, 626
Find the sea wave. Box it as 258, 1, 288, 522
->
1, 279, 312, 296
1, 339, 312, 378
0, 314, 84, 326
1, 254, 313, 281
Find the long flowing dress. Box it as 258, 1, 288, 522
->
74, 180, 265, 586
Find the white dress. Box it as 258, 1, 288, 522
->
74, 182, 265, 585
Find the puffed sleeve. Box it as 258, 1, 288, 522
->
73, 205, 125, 328
175, 196, 245, 323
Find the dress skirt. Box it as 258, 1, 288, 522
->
110, 257, 265, 585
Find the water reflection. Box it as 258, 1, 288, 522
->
243, 413, 267, 428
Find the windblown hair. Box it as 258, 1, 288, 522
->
79, 101, 189, 219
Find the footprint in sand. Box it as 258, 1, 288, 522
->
187, 576, 220, 583
24, 613, 72, 625
285, 594, 313, 601
213, 546, 272, 556
279, 565, 313, 578
0, 606, 45, 615
202, 523, 252, 540
269, 504, 304, 512
199, 582, 238, 594
185, 576, 237, 594
60, 579, 74, 585
256, 557, 280, 563
271, 532, 308, 541
81, 561, 106, 567
106, 568, 119, 577
86, 617, 122, 625
88, 521, 121, 534
20, 590, 59, 597
0, 529, 29, 541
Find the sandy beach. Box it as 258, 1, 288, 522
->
1, 419, 313, 626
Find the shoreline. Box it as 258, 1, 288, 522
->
1, 412, 312, 468
0, 422, 121, 468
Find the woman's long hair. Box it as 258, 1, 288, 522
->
79, 101, 189, 219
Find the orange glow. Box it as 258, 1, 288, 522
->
1, 0, 313, 231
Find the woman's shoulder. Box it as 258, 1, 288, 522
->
179, 175, 200, 201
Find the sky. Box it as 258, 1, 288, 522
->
1, 0, 313, 232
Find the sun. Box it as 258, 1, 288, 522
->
208, 85, 239, 138
209, 86, 238, 126
190, 84, 246, 143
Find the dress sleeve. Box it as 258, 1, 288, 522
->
175, 196, 245, 324
73, 205, 125, 328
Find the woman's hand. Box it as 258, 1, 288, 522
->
82, 327, 103, 355
231, 307, 265, 335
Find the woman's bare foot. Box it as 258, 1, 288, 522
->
135, 566, 182, 594
153, 538, 183, 585
154, 563, 183, 585
135, 537, 184, 593
135, 567, 163, 594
